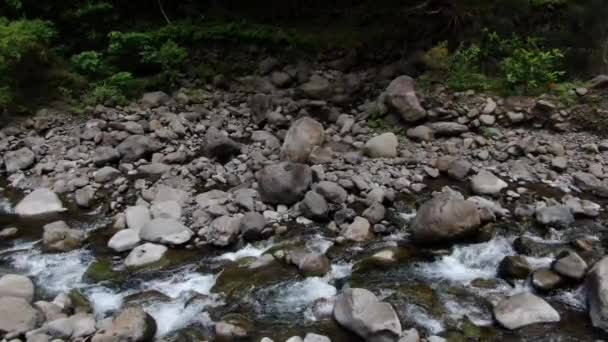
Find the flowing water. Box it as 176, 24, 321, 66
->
1, 181, 608, 341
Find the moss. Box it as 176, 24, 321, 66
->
68, 289, 93, 313
83, 259, 128, 283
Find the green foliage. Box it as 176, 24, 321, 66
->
500, 47, 565, 94
0, 18, 55, 72
70, 51, 105, 76
107, 31, 153, 61
422, 41, 450, 71
83, 71, 138, 106
446, 43, 498, 92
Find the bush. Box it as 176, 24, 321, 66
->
422, 41, 450, 71
70, 51, 106, 76
446, 43, 498, 92
83, 71, 138, 106
500, 47, 565, 94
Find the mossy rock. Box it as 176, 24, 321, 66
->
164, 326, 211, 342
124, 290, 172, 305
68, 289, 92, 314
212, 257, 298, 301
353, 246, 418, 273
83, 259, 128, 283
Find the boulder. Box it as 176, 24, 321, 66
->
535, 205, 574, 228
531, 268, 563, 291
75, 186, 96, 208
239, 212, 267, 241
470, 171, 508, 195
0, 297, 43, 335
552, 251, 587, 280
125, 243, 167, 268
446, 159, 472, 181
280, 117, 325, 163
587, 256, 608, 331
257, 162, 312, 205
141, 91, 170, 107
300, 191, 329, 220
91, 306, 156, 342
93, 146, 120, 167
429, 122, 468, 136
406, 126, 434, 141
498, 256, 532, 280
341, 217, 373, 242
411, 194, 481, 245
204, 216, 241, 247
299, 75, 332, 99
364, 133, 398, 158
125, 205, 151, 230
363, 202, 386, 224
313, 181, 347, 204
0, 274, 34, 302
108, 229, 141, 252
4, 147, 35, 172
139, 218, 193, 245
573, 172, 608, 197
116, 135, 162, 162
304, 333, 331, 342
493, 292, 560, 330
15, 188, 65, 216
384, 75, 426, 122
287, 249, 331, 277
334, 288, 402, 341
150, 200, 182, 220
42, 221, 85, 253
94, 167, 121, 183
205, 127, 242, 162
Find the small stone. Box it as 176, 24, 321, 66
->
125, 243, 167, 267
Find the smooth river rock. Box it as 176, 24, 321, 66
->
15, 188, 65, 216
493, 292, 560, 330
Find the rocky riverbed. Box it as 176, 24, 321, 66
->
2, 60, 608, 342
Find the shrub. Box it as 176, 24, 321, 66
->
83, 71, 138, 106
500, 47, 565, 94
446, 43, 498, 92
70, 51, 106, 76
422, 41, 450, 71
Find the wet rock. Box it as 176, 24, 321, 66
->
470, 171, 507, 195
281, 117, 325, 163
239, 212, 267, 241
0, 297, 44, 335
303, 333, 331, 342
34, 301, 66, 322
535, 205, 574, 228
0, 227, 18, 240
411, 194, 481, 245
215, 315, 252, 341
589, 75, 608, 89
384, 75, 426, 122
125, 243, 167, 268
498, 256, 532, 280
140, 218, 193, 245
399, 328, 420, 342
364, 133, 398, 158
406, 125, 433, 141
5, 147, 35, 172
587, 256, 608, 331
257, 162, 312, 205
341, 216, 373, 242
41, 313, 96, 339
205, 127, 241, 162
204, 215, 241, 247
300, 190, 329, 220
125, 205, 151, 230
116, 135, 162, 162
94, 167, 121, 183
552, 251, 587, 280
446, 159, 472, 181
42, 221, 85, 253
91, 306, 156, 342
15, 188, 65, 216
429, 122, 468, 136
108, 229, 141, 252
93, 146, 120, 166
334, 288, 402, 341
363, 202, 386, 224
493, 292, 560, 330
313, 181, 347, 204
287, 249, 331, 277
299, 75, 332, 99
531, 268, 563, 291
0, 274, 34, 302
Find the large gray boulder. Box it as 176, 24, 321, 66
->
586, 256, 608, 331
91, 306, 157, 342
313, 181, 347, 204
333, 288, 402, 342
384, 76, 426, 122
4, 147, 35, 172
364, 133, 398, 159
116, 135, 162, 162
0, 274, 34, 302
470, 171, 508, 195
493, 292, 560, 330
108, 229, 141, 252
205, 127, 241, 162
300, 191, 329, 220
42, 221, 85, 253
93, 146, 120, 166
535, 205, 575, 228
125, 243, 167, 268
15, 188, 65, 216
411, 194, 481, 245
257, 162, 312, 205
202, 215, 241, 247
125, 205, 151, 231
139, 218, 193, 245
299, 75, 332, 99
280, 117, 325, 163
0, 297, 43, 335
